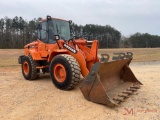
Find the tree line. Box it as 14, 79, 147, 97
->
0, 16, 121, 48
0, 16, 160, 49
71, 23, 121, 48
0, 16, 42, 48
122, 32, 160, 48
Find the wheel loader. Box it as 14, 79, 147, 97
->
18, 15, 142, 107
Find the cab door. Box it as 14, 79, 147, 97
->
37, 21, 49, 57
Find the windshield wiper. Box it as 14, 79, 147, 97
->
56, 24, 61, 35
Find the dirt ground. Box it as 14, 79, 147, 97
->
0, 49, 160, 120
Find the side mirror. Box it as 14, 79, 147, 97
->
36, 23, 42, 30
54, 35, 60, 41
69, 20, 72, 24
47, 15, 52, 20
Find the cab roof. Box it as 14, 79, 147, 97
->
39, 17, 69, 23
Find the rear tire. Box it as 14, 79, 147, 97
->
50, 54, 81, 90
22, 55, 39, 80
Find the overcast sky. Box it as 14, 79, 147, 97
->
0, 0, 160, 36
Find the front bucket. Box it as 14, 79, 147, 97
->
80, 58, 142, 107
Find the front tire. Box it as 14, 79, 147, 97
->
50, 54, 81, 90
22, 55, 39, 80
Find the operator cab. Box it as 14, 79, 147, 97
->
36, 16, 71, 44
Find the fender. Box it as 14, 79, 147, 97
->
48, 49, 89, 77
25, 49, 47, 60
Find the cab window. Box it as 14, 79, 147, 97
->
37, 22, 47, 43
41, 22, 48, 43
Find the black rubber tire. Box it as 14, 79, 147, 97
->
22, 55, 39, 80
50, 54, 81, 90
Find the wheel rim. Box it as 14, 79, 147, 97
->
54, 64, 66, 83
23, 61, 29, 75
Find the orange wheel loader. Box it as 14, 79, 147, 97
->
18, 15, 142, 107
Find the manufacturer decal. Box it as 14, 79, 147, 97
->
63, 43, 77, 54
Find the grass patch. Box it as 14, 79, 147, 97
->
98, 48, 160, 62
0, 48, 160, 67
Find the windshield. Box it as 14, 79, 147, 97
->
49, 19, 71, 41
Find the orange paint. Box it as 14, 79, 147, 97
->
54, 64, 66, 83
